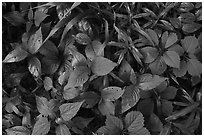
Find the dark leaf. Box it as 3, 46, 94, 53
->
161, 100, 173, 116
160, 86, 177, 100
166, 102, 199, 121
137, 98, 154, 116
81, 91, 100, 108
3, 11, 25, 26
148, 113, 163, 132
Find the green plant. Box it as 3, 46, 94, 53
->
2, 2, 202, 135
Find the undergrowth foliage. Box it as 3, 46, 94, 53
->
2, 2, 202, 135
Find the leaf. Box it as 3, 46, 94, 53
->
106, 115, 123, 130
41, 56, 60, 74
3, 46, 28, 63
165, 102, 199, 121
146, 29, 159, 45
165, 33, 177, 48
6, 126, 30, 135
169, 18, 181, 28
59, 101, 84, 121
75, 33, 91, 45
122, 85, 140, 113
138, 74, 167, 91
92, 40, 105, 57
178, 12, 196, 23
44, 3, 82, 43
98, 99, 115, 116
173, 60, 188, 77
187, 59, 202, 76
149, 57, 167, 75
32, 117, 50, 135
28, 57, 41, 77
148, 113, 163, 132
36, 96, 54, 117
96, 125, 118, 135
43, 77, 53, 91
137, 98, 154, 116
27, 27, 43, 54
81, 91, 100, 108
55, 124, 71, 135
101, 86, 124, 101
60, 13, 84, 42
39, 40, 59, 57
118, 59, 132, 82
160, 86, 177, 100
168, 44, 184, 56
3, 11, 25, 26
64, 65, 90, 89
160, 20, 174, 31
85, 44, 96, 61
160, 123, 171, 135
63, 87, 81, 100
182, 22, 201, 33
161, 100, 173, 116
91, 56, 117, 76
163, 51, 180, 68
141, 47, 158, 63
34, 10, 48, 26
179, 2, 194, 12
125, 111, 149, 134
181, 36, 198, 53
72, 117, 94, 129
161, 31, 168, 47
